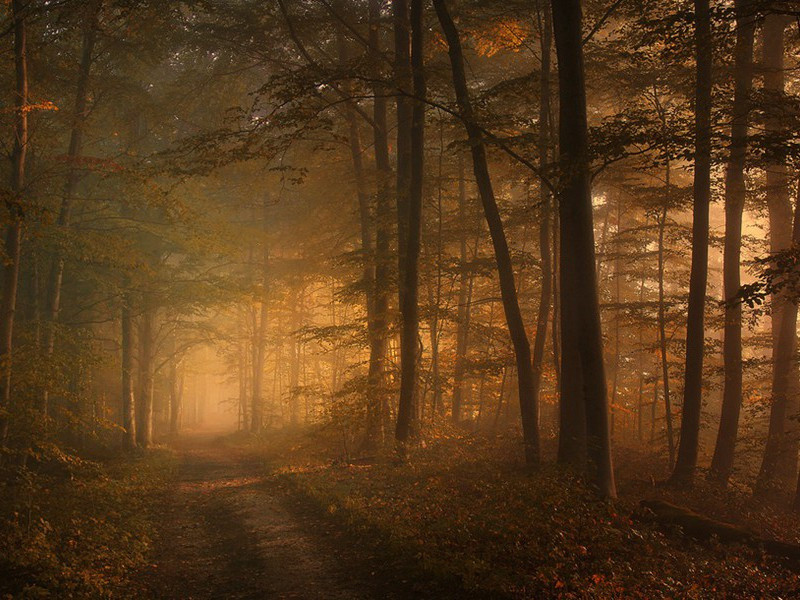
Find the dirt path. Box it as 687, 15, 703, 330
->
143, 432, 470, 600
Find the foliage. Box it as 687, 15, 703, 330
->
0, 450, 175, 599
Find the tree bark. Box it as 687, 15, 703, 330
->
452, 154, 471, 424
136, 300, 155, 447
395, 0, 425, 447
121, 291, 136, 449
757, 13, 797, 493
530, 1, 553, 430
366, 0, 391, 446
434, 0, 539, 464
669, 0, 712, 487
0, 0, 28, 441
251, 209, 269, 433
709, 0, 756, 485
40, 0, 101, 417
169, 353, 183, 436
552, 0, 615, 496
394, 0, 412, 302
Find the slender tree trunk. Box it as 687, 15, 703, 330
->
764, 187, 800, 496
40, 1, 101, 417
0, 0, 28, 441
289, 292, 301, 427
394, 0, 412, 301
531, 1, 553, 425
636, 273, 646, 442
367, 0, 391, 445
434, 0, 540, 464
709, 0, 756, 484
552, 0, 615, 496
657, 194, 675, 466
169, 355, 182, 436
610, 200, 623, 439
670, 0, 713, 487
452, 155, 471, 423
136, 301, 155, 448
251, 205, 269, 433
395, 0, 425, 446
757, 13, 797, 493
121, 291, 136, 449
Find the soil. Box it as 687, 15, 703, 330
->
142, 431, 480, 600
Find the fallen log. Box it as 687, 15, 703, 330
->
639, 499, 800, 561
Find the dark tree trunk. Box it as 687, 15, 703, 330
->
657, 192, 675, 466
367, 0, 391, 446
434, 0, 539, 464
40, 1, 101, 417
670, 0, 713, 487
251, 226, 269, 433
709, 0, 756, 485
136, 301, 155, 448
394, 0, 412, 300
337, 28, 384, 441
169, 354, 183, 436
395, 0, 425, 446
452, 155, 472, 424
530, 1, 553, 426
757, 14, 797, 493
121, 291, 136, 449
0, 0, 28, 441
552, 0, 615, 496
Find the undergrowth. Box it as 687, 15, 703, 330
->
0, 448, 175, 599
265, 426, 800, 599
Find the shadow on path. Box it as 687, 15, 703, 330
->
143, 431, 485, 599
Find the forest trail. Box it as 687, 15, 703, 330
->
143, 431, 467, 600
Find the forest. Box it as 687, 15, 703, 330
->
3, 0, 800, 597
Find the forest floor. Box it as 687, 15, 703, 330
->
141, 429, 482, 599
7, 427, 800, 598
246, 426, 800, 599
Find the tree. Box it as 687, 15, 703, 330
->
395, 0, 426, 448
709, 0, 757, 485
433, 0, 540, 465
669, 0, 713, 488
0, 0, 29, 442
552, 0, 615, 496
756, 12, 797, 494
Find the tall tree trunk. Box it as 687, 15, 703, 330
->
238, 337, 250, 431
395, 0, 425, 446
367, 0, 391, 446
610, 199, 623, 439
251, 203, 269, 433
289, 292, 301, 427
530, 1, 553, 426
552, 0, 615, 496
0, 0, 29, 441
136, 301, 155, 447
121, 290, 136, 449
169, 354, 182, 436
452, 154, 471, 423
40, 0, 101, 417
337, 28, 384, 441
757, 13, 797, 493
670, 0, 713, 487
767, 189, 799, 496
394, 0, 412, 301
433, 0, 540, 464
657, 192, 675, 466
709, 0, 756, 484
